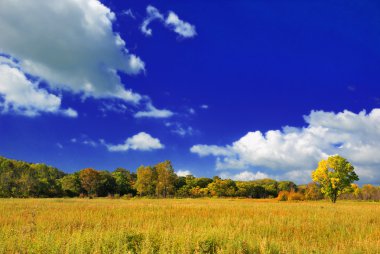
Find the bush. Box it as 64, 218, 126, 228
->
277, 191, 289, 201
278, 191, 304, 201
288, 192, 304, 201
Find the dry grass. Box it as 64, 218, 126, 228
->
0, 198, 379, 253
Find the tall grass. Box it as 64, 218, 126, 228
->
0, 198, 379, 253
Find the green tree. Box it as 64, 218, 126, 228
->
236, 182, 265, 198
97, 171, 116, 196
112, 168, 134, 196
60, 173, 82, 197
277, 181, 297, 192
312, 155, 359, 203
208, 178, 237, 197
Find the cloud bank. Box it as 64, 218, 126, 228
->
0, 63, 76, 117
0, 0, 145, 116
191, 109, 380, 183
220, 171, 269, 181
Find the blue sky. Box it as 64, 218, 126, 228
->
1, 0, 380, 184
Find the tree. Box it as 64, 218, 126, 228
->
312, 155, 359, 203
361, 184, 380, 201
60, 173, 82, 197
277, 181, 297, 192
135, 166, 156, 196
112, 168, 133, 196
304, 182, 323, 200
208, 178, 237, 197
155, 161, 177, 198
97, 171, 116, 196
79, 168, 101, 197
236, 182, 266, 198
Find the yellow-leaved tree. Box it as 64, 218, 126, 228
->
312, 155, 359, 203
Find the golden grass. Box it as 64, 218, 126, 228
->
0, 198, 379, 253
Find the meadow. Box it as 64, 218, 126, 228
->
0, 198, 379, 254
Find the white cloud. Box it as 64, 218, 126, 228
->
82, 139, 98, 147
219, 171, 269, 181
176, 170, 193, 177
0, 64, 77, 117
134, 102, 174, 118
106, 132, 164, 152
191, 109, 380, 184
99, 101, 128, 115
173, 126, 194, 137
140, 5, 164, 36
190, 145, 233, 157
166, 122, 194, 137
70, 135, 99, 148
165, 12, 197, 38
64, 108, 78, 118
141, 5, 196, 38
122, 9, 136, 19
200, 104, 209, 109
0, 0, 145, 107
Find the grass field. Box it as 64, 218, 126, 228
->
0, 199, 379, 254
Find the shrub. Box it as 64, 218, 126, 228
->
288, 192, 304, 201
277, 191, 289, 201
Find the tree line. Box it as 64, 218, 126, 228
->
0, 155, 379, 201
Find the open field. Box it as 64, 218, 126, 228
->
0, 199, 379, 254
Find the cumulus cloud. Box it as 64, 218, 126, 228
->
200, 104, 209, 109
165, 12, 197, 38
141, 5, 196, 38
191, 109, 380, 184
106, 132, 164, 152
176, 170, 193, 177
0, 0, 145, 111
0, 63, 77, 117
219, 171, 269, 181
134, 102, 174, 118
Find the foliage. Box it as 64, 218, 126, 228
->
112, 168, 134, 196
79, 168, 101, 197
312, 155, 359, 203
208, 178, 237, 197
0, 156, 65, 197
0, 155, 378, 201
60, 173, 81, 197
135, 166, 156, 196
155, 161, 177, 198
